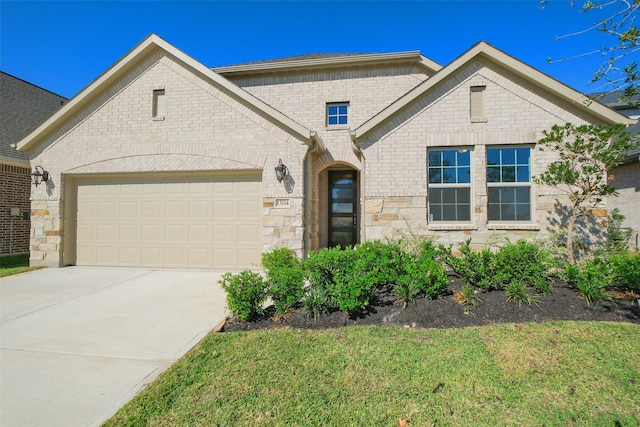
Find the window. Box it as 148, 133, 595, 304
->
327, 102, 348, 126
486, 147, 531, 221
428, 149, 471, 221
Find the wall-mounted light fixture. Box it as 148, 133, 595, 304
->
274, 159, 288, 183
31, 166, 49, 187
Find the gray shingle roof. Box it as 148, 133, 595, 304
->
1, 71, 67, 162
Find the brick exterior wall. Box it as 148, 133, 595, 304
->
24, 43, 624, 266
28, 51, 308, 266
609, 162, 640, 251
0, 164, 31, 255
357, 60, 609, 249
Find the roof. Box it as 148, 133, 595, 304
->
0, 72, 66, 165
17, 34, 316, 153
593, 91, 640, 137
213, 51, 442, 77
351, 41, 635, 141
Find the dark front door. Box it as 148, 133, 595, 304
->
328, 170, 358, 248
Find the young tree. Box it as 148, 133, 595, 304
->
534, 123, 634, 264
541, 0, 639, 103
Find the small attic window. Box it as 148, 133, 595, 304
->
152, 89, 166, 120
470, 86, 487, 123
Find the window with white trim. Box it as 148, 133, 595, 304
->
427, 149, 471, 221
486, 147, 531, 221
327, 102, 348, 126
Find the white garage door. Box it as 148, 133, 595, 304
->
74, 174, 262, 269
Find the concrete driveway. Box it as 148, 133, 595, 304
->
1, 267, 229, 427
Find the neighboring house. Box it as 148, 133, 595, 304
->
597, 92, 640, 250
0, 71, 66, 257
16, 34, 634, 268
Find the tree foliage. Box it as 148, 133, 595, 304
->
540, 0, 640, 102
534, 122, 634, 263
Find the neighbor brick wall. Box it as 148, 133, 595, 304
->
0, 164, 31, 256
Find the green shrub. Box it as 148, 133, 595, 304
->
352, 240, 404, 290
219, 270, 268, 321
262, 248, 305, 317
564, 258, 613, 304
304, 247, 376, 316
492, 239, 554, 294
447, 239, 497, 289
453, 284, 477, 306
608, 252, 640, 290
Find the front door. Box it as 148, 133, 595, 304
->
328, 170, 358, 248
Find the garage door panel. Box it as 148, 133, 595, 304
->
75, 174, 262, 269
238, 225, 260, 243
141, 224, 162, 241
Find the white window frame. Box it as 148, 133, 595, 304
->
486, 146, 532, 222
326, 102, 349, 127
427, 148, 473, 222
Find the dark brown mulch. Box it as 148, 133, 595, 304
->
222, 277, 640, 332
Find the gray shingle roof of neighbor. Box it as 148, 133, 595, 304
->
0, 71, 67, 162
591, 91, 640, 137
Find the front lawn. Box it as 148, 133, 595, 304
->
0, 254, 44, 277
104, 321, 640, 426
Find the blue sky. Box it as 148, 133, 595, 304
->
0, 1, 625, 99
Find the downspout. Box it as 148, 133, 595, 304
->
350, 130, 365, 243
303, 131, 324, 258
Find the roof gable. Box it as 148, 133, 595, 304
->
352, 42, 635, 141
17, 34, 314, 153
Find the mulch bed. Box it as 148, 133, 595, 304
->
222, 277, 640, 332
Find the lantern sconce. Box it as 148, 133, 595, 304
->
274, 159, 288, 183
31, 166, 50, 187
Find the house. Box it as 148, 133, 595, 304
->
16, 34, 634, 269
0, 72, 66, 257
598, 92, 640, 250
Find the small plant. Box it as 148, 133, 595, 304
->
453, 284, 477, 307
605, 208, 632, 254
301, 279, 332, 320
219, 270, 268, 321
564, 258, 613, 304
262, 248, 304, 319
393, 273, 421, 309
505, 279, 538, 306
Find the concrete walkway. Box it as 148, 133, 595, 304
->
0, 267, 229, 427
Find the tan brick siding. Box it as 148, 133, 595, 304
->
609, 162, 640, 250
28, 52, 308, 266
0, 164, 31, 255
358, 60, 610, 249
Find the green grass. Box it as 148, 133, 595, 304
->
104, 321, 640, 426
0, 254, 44, 277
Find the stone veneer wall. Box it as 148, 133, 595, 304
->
0, 164, 31, 256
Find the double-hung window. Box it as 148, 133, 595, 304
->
327, 102, 348, 126
428, 149, 471, 221
486, 147, 531, 221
